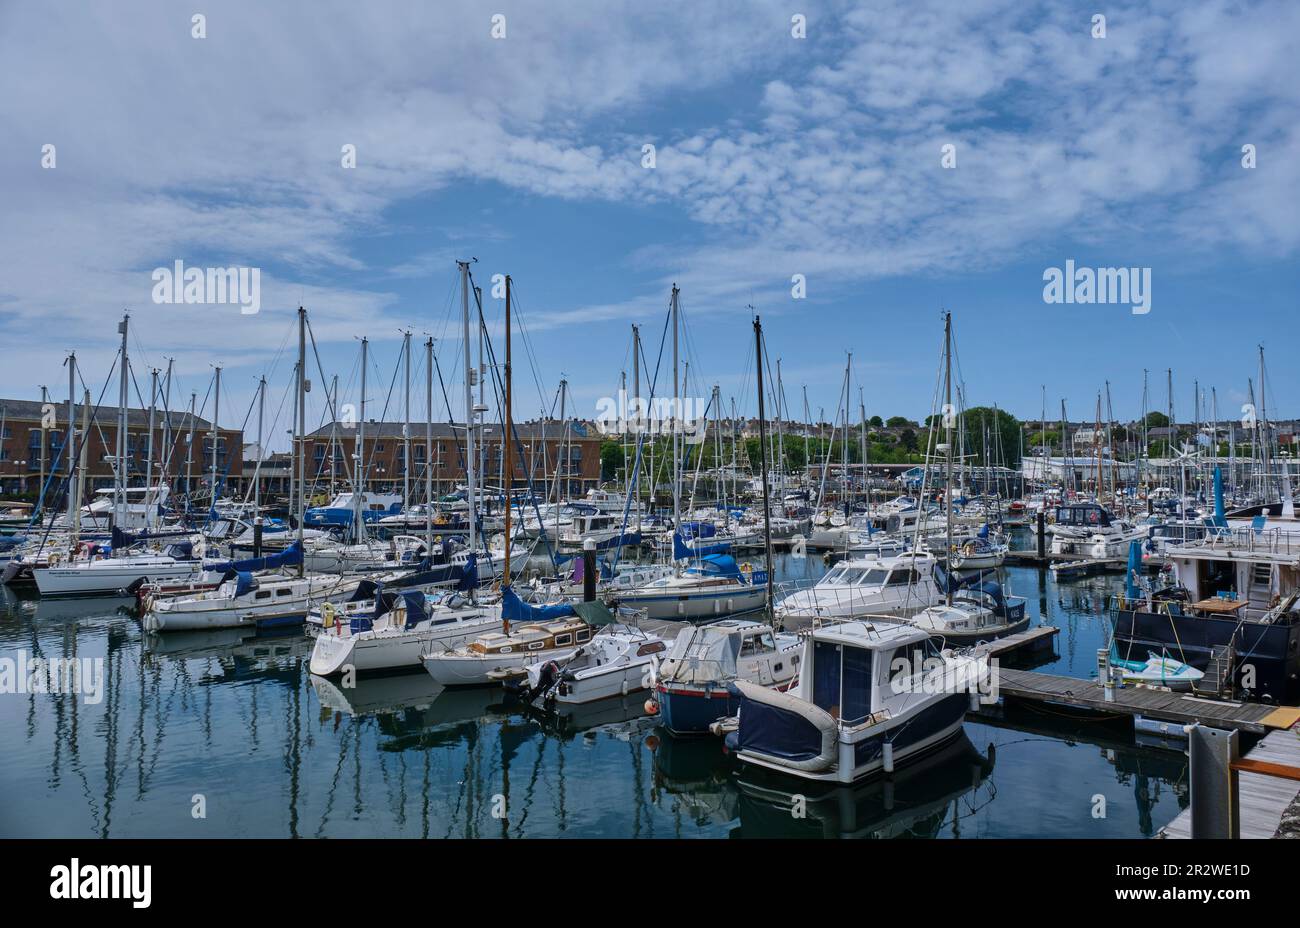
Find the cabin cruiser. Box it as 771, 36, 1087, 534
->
774, 552, 940, 629
898, 569, 1029, 644
515, 614, 670, 706
309, 586, 504, 676
1048, 502, 1145, 557
558, 511, 641, 552
651, 618, 801, 734
304, 492, 403, 529
723, 620, 987, 784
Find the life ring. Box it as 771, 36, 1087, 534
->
739, 562, 754, 574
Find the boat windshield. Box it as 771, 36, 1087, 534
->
823, 567, 889, 586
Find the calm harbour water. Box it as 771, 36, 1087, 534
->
0, 541, 1191, 839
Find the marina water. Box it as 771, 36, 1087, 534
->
0, 542, 1189, 839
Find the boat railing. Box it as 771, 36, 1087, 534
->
1170, 525, 1300, 558
772, 578, 929, 616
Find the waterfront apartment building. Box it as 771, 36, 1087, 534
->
301, 417, 602, 498
0, 397, 243, 498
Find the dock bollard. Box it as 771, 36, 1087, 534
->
582, 538, 597, 602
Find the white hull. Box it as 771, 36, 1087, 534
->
34, 559, 203, 597
423, 646, 581, 687
310, 613, 501, 676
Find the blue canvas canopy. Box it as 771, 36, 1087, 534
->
400, 591, 429, 630
501, 586, 576, 625
205, 540, 303, 573
932, 562, 994, 596
233, 571, 255, 597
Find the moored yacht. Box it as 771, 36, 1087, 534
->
724, 620, 988, 784
774, 552, 940, 629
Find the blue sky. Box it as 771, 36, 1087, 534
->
1, 0, 1297, 449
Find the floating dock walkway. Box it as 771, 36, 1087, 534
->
1159, 724, 1300, 839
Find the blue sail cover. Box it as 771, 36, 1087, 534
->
234, 571, 255, 597
501, 586, 576, 625
932, 562, 993, 596
205, 540, 304, 573
457, 553, 478, 591
401, 591, 429, 630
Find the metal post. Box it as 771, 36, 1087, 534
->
1188, 725, 1240, 839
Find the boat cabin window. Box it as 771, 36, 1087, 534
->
811, 640, 874, 724
576, 629, 591, 643
885, 569, 918, 586
1200, 560, 1236, 598
276, 588, 292, 596
255, 590, 271, 600
554, 633, 572, 647
739, 632, 776, 656
527, 640, 545, 650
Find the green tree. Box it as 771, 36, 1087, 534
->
886, 416, 912, 428
960, 406, 1024, 468
868, 415, 883, 428
599, 440, 624, 481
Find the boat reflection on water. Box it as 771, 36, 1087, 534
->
647, 730, 740, 827
519, 693, 653, 741
142, 628, 312, 690
310, 671, 511, 750
730, 733, 997, 839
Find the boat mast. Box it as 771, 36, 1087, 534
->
425, 337, 434, 551
752, 315, 776, 625
252, 375, 265, 513
670, 284, 680, 538
211, 365, 221, 515
943, 312, 953, 607
356, 337, 368, 544
115, 313, 129, 529
65, 351, 77, 526
145, 368, 157, 509
185, 391, 195, 521
503, 275, 513, 589
296, 306, 307, 575
460, 260, 477, 595
403, 330, 412, 514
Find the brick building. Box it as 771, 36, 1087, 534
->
302, 417, 602, 497
0, 397, 242, 498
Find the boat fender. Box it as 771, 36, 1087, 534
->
644, 697, 658, 715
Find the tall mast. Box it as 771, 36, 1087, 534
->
356, 336, 368, 543
211, 365, 221, 514
943, 312, 953, 606
185, 391, 195, 520
145, 368, 157, 503
255, 375, 266, 512
503, 275, 513, 588
65, 352, 77, 525
460, 260, 477, 583
403, 330, 412, 512
425, 337, 434, 550
753, 315, 776, 624
670, 284, 680, 533
115, 313, 129, 527
296, 307, 307, 573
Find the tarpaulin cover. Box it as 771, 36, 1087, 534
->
502, 586, 576, 625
